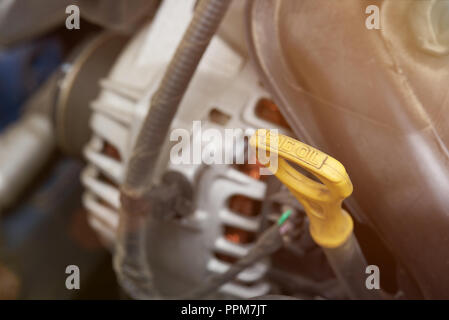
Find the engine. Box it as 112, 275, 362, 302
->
0, 0, 448, 301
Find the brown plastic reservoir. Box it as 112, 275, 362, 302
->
247, 0, 449, 298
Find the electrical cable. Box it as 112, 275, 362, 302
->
182, 210, 293, 299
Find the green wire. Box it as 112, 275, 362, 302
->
277, 209, 292, 226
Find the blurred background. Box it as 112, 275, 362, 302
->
0, 11, 120, 300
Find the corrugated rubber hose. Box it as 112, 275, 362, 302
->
114, 0, 233, 299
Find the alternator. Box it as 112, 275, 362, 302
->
81, 0, 289, 298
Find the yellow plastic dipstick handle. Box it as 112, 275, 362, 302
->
250, 130, 354, 249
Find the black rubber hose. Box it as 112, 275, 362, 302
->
115, 0, 233, 299
123, 0, 233, 197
